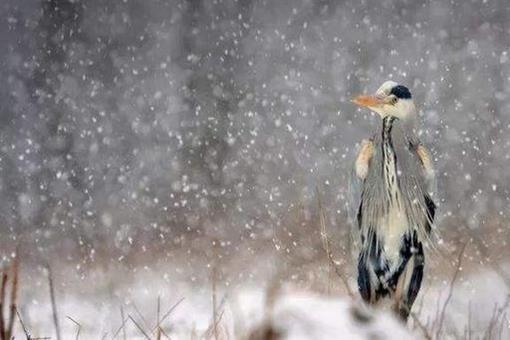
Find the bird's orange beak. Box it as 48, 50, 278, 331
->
351, 95, 385, 108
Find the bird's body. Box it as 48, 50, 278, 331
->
350, 81, 436, 321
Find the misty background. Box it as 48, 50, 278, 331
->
1, 0, 509, 264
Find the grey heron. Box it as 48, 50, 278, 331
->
349, 81, 436, 321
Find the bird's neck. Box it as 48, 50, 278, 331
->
381, 116, 401, 202
381, 116, 397, 144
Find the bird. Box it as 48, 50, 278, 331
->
349, 80, 436, 321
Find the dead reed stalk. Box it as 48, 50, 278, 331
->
16, 308, 31, 339
435, 242, 467, 338
120, 305, 127, 340
316, 187, 354, 297
128, 315, 151, 340
133, 302, 151, 331
111, 315, 128, 340
66, 316, 81, 340
0, 271, 7, 340
156, 296, 161, 340
483, 294, 510, 339
6, 255, 18, 340
46, 264, 62, 340
151, 297, 185, 332
0, 253, 19, 340
211, 238, 221, 340
212, 264, 219, 340
409, 311, 432, 340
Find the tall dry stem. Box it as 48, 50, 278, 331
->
435, 242, 467, 338
316, 186, 354, 296
46, 265, 62, 340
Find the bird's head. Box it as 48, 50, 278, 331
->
352, 81, 417, 123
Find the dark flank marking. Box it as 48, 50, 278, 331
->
375, 283, 390, 300
357, 254, 372, 302
390, 85, 412, 99
406, 241, 424, 306
357, 200, 363, 230
396, 238, 424, 321
358, 231, 393, 302
424, 194, 436, 234
386, 232, 415, 290
357, 228, 427, 316
369, 234, 387, 278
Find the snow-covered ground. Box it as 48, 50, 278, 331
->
12, 249, 510, 339
248, 291, 415, 340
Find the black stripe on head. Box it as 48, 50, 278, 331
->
390, 85, 412, 99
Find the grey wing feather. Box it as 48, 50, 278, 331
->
408, 136, 436, 197
347, 161, 363, 257
347, 163, 363, 228
407, 136, 438, 238
347, 140, 372, 255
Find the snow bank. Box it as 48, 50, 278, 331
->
248, 292, 414, 340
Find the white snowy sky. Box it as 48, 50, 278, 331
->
0, 0, 508, 254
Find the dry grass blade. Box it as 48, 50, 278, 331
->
156, 296, 161, 340
316, 186, 354, 297
409, 311, 432, 340
435, 242, 467, 339
6, 255, 19, 340
203, 310, 225, 339
128, 315, 151, 340
111, 317, 128, 340
120, 305, 127, 340
212, 263, 218, 340
46, 264, 62, 340
159, 327, 172, 340
467, 301, 472, 340
0, 270, 7, 340
16, 307, 31, 340
484, 302, 500, 340
66, 316, 81, 340
430, 289, 442, 334
151, 297, 185, 332
482, 294, 510, 339
133, 302, 151, 331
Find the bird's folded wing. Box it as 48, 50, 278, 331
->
414, 143, 436, 197
348, 139, 374, 226
355, 139, 374, 180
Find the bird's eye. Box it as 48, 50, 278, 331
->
388, 96, 398, 105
